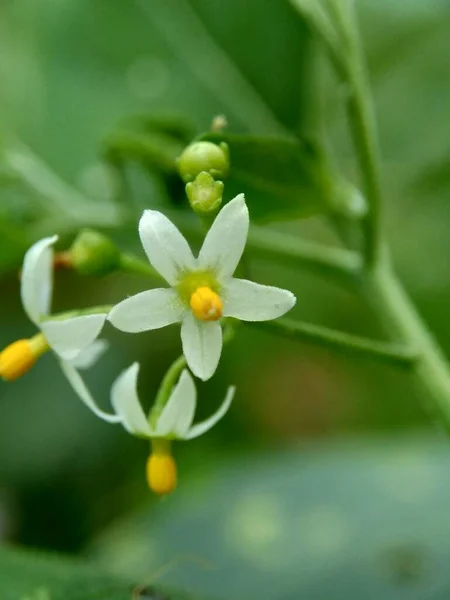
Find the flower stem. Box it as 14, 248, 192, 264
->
150, 354, 187, 428
248, 318, 417, 368
149, 322, 236, 427
246, 226, 362, 284
366, 268, 450, 431
119, 253, 163, 280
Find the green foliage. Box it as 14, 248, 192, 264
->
200, 132, 339, 222
0, 546, 193, 600
2, 1, 450, 598
91, 437, 450, 600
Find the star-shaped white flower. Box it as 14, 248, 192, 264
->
108, 194, 296, 381
20, 236, 120, 423
111, 362, 235, 440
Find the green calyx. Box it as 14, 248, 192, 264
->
176, 270, 221, 304
186, 172, 223, 215
176, 141, 229, 183
70, 229, 121, 276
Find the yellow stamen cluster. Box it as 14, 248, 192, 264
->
190, 286, 223, 321
146, 450, 177, 495
0, 334, 49, 381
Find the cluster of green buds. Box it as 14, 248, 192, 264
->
0, 132, 296, 496
177, 140, 229, 216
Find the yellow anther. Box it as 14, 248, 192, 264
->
0, 334, 49, 381
190, 286, 223, 321
146, 450, 177, 495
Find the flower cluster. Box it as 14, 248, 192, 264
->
0, 194, 296, 494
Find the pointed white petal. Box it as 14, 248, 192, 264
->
185, 386, 235, 440
139, 210, 196, 285
110, 362, 153, 436
59, 359, 121, 423
107, 288, 184, 333
222, 278, 296, 321
21, 235, 58, 323
197, 194, 249, 278
157, 370, 197, 438
41, 314, 107, 360
68, 339, 109, 370
181, 313, 222, 381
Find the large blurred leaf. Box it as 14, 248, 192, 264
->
91, 436, 450, 600
201, 132, 336, 222
0, 546, 193, 600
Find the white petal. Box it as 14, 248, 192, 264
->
107, 288, 184, 333
197, 194, 249, 278
68, 339, 109, 370
185, 386, 235, 440
181, 313, 222, 381
157, 369, 197, 438
59, 359, 121, 423
21, 235, 58, 324
110, 362, 153, 436
139, 210, 196, 285
41, 314, 107, 360
222, 278, 296, 321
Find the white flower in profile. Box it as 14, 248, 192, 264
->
108, 194, 296, 381
0, 236, 120, 423
111, 362, 235, 494
112, 362, 235, 440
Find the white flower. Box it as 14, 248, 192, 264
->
111, 363, 235, 440
20, 236, 120, 423
108, 194, 296, 381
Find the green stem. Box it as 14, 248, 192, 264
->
366, 268, 450, 431
346, 74, 383, 269
113, 213, 362, 287
119, 253, 163, 280
150, 354, 187, 428
249, 317, 417, 368
246, 226, 362, 284
5, 144, 124, 228
340, 6, 383, 268
149, 322, 236, 428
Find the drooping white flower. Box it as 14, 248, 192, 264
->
14, 236, 120, 423
111, 362, 235, 440
108, 194, 296, 381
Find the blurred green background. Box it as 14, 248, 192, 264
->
1, 1, 450, 598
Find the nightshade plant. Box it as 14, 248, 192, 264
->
0, 0, 449, 507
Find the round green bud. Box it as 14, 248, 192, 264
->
177, 141, 229, 183
185, 172, 223, 215
70, 229, 121, 276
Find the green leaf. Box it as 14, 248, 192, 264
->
201, 132, 336, 222
0, 546, 195, 600
91, 436, 450, 600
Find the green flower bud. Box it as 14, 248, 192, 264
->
177, 141, 229, 183
185, 172, 224, 215
70, 229, 121, 276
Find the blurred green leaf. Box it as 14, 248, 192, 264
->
91, 436, 450, 600
0, 546, 194, 600
201, 132, 335, 222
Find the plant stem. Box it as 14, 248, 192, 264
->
346, 74, 383, 269
366, 268, 450, 430
246, 226, 362, 284
5, 144, 124, 228
150, 354, 187, 428
248, 317, 417, 368
119, 253, 163, 280
341, 7, 383, 268
117, 209, 363, 287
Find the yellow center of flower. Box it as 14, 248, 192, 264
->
0, 333, 50, 381
146, 442, 177, 495
190, 286, 223, 321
